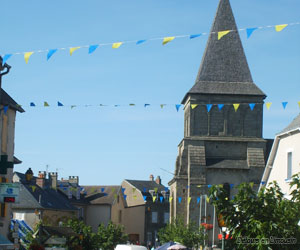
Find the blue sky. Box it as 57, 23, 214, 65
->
2, 0, 300, 185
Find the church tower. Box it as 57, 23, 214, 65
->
168, 0, 271, 231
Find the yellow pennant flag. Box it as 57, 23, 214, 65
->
44, 102, 49, 107
266, 102, 272, 110
162, 37, 175, 45
132, 188, 136, 193
218, 30, 231, 40
112, 187, 115, 193
133, 195, 137, 200
24, 52, 34, 64
233, 103, 240, 112
206, 196, 210, 203
70, 47, 80, 56
90, 187, 95, 193
31, 185, 36, 192
169, 197, 173, 202
297, 101, 300, 109
197, 185, 202, 188
153, 196, 157, 202
191, 104, 198, 109
114, 194, 118, 198
154, 187, 158, 193
275, 24, 288, 32
112, 42, 123, 49
160, 104, 165, 109
188, 197, 192, 204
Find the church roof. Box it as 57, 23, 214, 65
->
183, 0, 265, 103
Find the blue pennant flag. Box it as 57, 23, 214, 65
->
176, 104, 181, 112
122, 188, 126, 193
160, 196, 163, 203
2, 54, 12, 65
136, 40, 146, 45
143, 195, 147, 201
207, 185, 212, 188
30, 102, 36, 107
186, 185, 190, 189
57, 101, 64, 106
123, 194, 127, 200
206, 104, 213, 112
261, 181, 266, 185
178, 197, 182, 203
63, 187, 67, 191
282, 102, 288, 109
190, 34, 201, 39
144, 104, 150, 107
143, 187, 147, 192
47, 49, 58, 60
249, 103, 255, 110
103, 193, 108, 196
101, 188, 105, 192
246, 27, 258, 39
230, 184, 234, 188
88, 45, 99, 54
197, 197, 201, 204
3, 106, 9, 114
218, 104, 224, 110
164, 187, 169, 192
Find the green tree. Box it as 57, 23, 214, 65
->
209, 174, 300, 250
158, 217, 206, 248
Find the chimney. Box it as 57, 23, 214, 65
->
155, 176, 161, 185
149, 174, 154, 181
49, 172, 58, 189
36, 171, 46, 188
69, 176, 79, 185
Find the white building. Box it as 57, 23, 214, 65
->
261, 114, 300, 198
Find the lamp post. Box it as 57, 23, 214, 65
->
221, 227, 227, 250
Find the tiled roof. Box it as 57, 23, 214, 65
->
279, 113, 300, 134
82, 185, 121, 205
1, 89, 25, 113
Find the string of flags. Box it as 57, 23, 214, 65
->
1, 21, 299, 65
3, 101, 300, 113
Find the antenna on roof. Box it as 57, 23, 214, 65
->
46, 165, 49, 177
160, 168, 174, 176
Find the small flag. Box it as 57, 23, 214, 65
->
164, 187, 169, 192
88, 45, 99, 54
230, 184, 234, 188
30, 102, 36, 107
218, 30, 231, 40
132, 187, 136, 193
233, 103, 240, 112
169, 197, 173, 202
188, 197, 192, 204
136, 40, 146, 45
47, 49, 58, 60
123, 194, 127, 200
31, 186, 36, 192
153, 196, 157, 202
70, 47, 80, 56
144, 104, 150, 107
160, 196, 163, 203
266, 102, 272, 110
101, 188, 105, 192
24, 52, 34, 64
3, 106, 9, 114
282, 102, 288, 109
178, 197, 182, 203
186, 185, 190, 189
58, 101, 64, 106
275, 24, 288, 32
2, 54, 12, 65
246, 28, 258, 39
261, 181, 266, 185
218, 104, 224, 110
122, 188, 126, 193
197, 197, 201, 204
71, 105, 76, 109
162, 37, 175, 45
143, 195, 147, 201
206, 104, 213, 112
112, 42, 123, 49
44, 102, 49, 107
250, 182, 254, 188
197, 185, 202, 188
143, 187, 147, 192
112, 187, 115, 193
206, 196, 210, 203
114, 193, 118, 198
160, 104, 166, 109
191, 104, 198, 109
190, 34, 201, 39
133, 195, 137, 200
298, 101, 300, 109
176, 104, 181, 112
129, 104, 135, 106
154, 187, 158, 193
207, 185, 212, 188
249, 103, 255, 110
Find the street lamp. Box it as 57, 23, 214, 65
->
221, 227, 227, 250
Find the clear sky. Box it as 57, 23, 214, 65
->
2, 0, 300, 186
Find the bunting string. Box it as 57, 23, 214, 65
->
1, 21, 299, 65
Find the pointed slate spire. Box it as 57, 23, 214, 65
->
182, 0, 265, 103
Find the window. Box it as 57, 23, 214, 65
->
287, 152, 292, 179
164, 212, 169, 224
152, 212, 158, 223
118, 210, 122, 223
147, 232, 152, 243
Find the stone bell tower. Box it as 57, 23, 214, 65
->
168, 0, 271, 231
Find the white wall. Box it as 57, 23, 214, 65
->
85, 204, 111, 232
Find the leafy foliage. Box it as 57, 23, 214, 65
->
158, 217, 206, 248
209, 174, 300, 250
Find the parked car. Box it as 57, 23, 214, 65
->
115, 244, 147, 250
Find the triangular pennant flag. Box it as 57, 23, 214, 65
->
178, 197, 182, 203
129, 104, 135, 106
188, 197, 192, 204
122, 188, 126, 193
298, 101, 300, 109
133, 195, 137, 200
160, 196, 163, 203
246, 28, 258, 39
2, 54, 12, 65
164, 187, 169, 192
275, 24, 288, 32
160, 104, 166, 109
282, 102, 288, 109
31, 186, 36, 192
144, 104, 150, 107
218, 30, 231, 40
249, 103, 255, 111
261, 181, 266, 185
57, 101, 64, 107
3, 106, 9, 114
206, 104, 213, 112
123, 194, 127, 200
206, 196, 210, 203
143, 195, 147, 201
207, 185, 212, 188
70, 47, 80, 56
190, 34, 201, 39
233, 103, 240, 112
197, 185, 202, 188
132, 187, 136, 193
103, 192, 108, 196
143, 187, 147, 192
24, 52, 34, 64
169, 197, 173, 202
88, 45, 99, 54
30, 102, 36, 107
218, 104, 224, 110
112, 187, 115, 193
112, 42, 123, 49
230, 184, 234, 188
250, 182, 254, 188
71, 105, 76, 109
197, 197, 201, 204
47, 49, 58, 60
136, 40, 146, 45
154, 187, 158, 193
101, 188, 105, 192
186, 185, 190, 189
153, 196, 157, 202
175, 104, 181, 112
90, 187, 95, 193
114, 193, 118, 198
162, 37, 175, 45
191, 104, 198, 109
266, 102, 272, 110
44, 102, 49, 107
